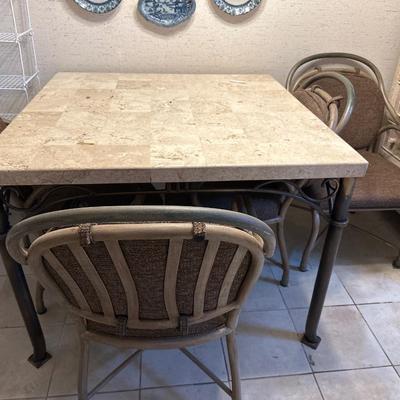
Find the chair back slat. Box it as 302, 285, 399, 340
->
68, 244, 115, 320
193, 240, 220, 318
104, 240, 140, 322
9, 206, 276, 340
217, 246, 248, 308
43, 250, 91, 312
164, 239, 183, 322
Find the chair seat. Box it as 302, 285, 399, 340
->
351, 151, 400, 209
195, 182, 282, 221
243, 194, 282, 221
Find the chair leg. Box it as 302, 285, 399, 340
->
300, 209, 320, 272
35, 283, 47, 315
78, 337, 90, 400
393, 250, 400, 269
226, 333, 242, 400
277, 220, 290, 287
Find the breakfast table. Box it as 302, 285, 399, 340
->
0, 72, 368, 367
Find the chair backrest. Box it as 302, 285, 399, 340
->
292, 71, 355, 135
311, 71, 385, 149
286, 53, 400, 150
293, 86, 338, 132
7, 206, 275, 339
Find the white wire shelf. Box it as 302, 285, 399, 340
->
0, 29, 32, 43
0, 72, 38, 90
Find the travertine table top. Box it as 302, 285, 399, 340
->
0, 73, 367, 185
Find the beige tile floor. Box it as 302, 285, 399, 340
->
0, 209, 399, 400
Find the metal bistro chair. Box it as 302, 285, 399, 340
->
287, 52, 400, 269
6, 206, 275, 400
283, 70, 356, 273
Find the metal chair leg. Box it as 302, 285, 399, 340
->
78, 337, 90, 400
226, 333, 242, 400
300, 209, 320, 272
35, 283, 47, 314
277, 220, 290, 287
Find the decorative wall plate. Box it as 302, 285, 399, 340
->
138, 0, 196, 27
213, 0, 262, 16
73, 0, 122, 14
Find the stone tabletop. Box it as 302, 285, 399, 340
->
0, 73, 367, 185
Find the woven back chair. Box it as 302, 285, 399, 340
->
274, 71, 356, 275
287, 52, 400, 268
7, 206, 275, 400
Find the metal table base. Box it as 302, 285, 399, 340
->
0, 177, 355, 367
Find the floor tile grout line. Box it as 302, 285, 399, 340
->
138, 351, 143, 400
312, 364, 395, 375
138, 365, 400, 395
311, 372, 326, 400
139, 371, 316, 393
240, 301, 400, 313
348, 222, 399, 250
334, 270, 395, 367
276, 275, 316, 374
220, 337, 231, 382
45, 315, 69, 400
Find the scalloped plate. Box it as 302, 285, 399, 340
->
73, 0, 122, 14
213, 0, 262, 16
138, 0, 196, 27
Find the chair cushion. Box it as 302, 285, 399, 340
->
243, 194, 282, 221
314, 72, 385, 149
46, 237, 252, 339
194, 181, 282, 221
351, 151, 400, 209
293, 89, 330, 124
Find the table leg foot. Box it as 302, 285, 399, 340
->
302, 334, 321, 350
28, 352, 52, 368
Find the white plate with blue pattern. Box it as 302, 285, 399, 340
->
138, 0, 196, 27
73, 0, 122, 14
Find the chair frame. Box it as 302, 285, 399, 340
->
284, 70, 356, 272
189, 74, 354, 285
7, 205, 275, 400
287, 53, 400, 270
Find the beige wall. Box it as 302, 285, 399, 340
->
31, 0, 400, 86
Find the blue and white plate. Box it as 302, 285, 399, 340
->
73, 0, 122, 14
138, 0, 196, 28
213, 0, 262, 16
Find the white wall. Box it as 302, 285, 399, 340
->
29, 0, 400, 86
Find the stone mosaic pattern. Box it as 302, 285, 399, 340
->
0, 72, 367, 185
138, 0, 196, 27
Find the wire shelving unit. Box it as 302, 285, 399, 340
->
0, 0, 40, 123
